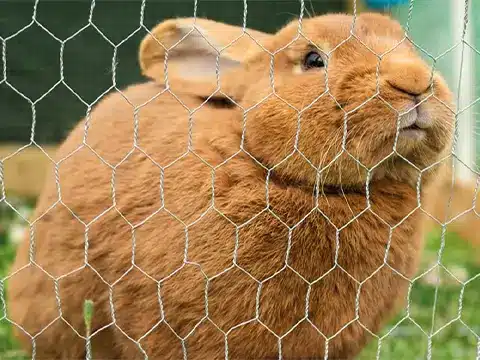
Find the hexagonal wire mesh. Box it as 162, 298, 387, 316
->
0, 0, 479, 359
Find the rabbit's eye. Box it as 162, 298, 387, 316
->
303, 51, 325, 70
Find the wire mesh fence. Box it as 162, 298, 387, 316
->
0, 0, 479, 359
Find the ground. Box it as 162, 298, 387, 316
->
0, 197, 478, 360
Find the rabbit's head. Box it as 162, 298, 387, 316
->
140, 12, 454, 190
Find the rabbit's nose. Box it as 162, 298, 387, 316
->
383, 58, 432, 97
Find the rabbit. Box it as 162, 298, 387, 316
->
7, 12, 454, 360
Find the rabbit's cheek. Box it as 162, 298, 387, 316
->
330, 69, 378, 111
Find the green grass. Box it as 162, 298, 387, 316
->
0, 197, 31, 360
0, 198, 479, 359
358, 229, 480, 360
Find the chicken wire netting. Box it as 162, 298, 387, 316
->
0, 0, 479, 359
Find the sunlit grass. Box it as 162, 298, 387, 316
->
359, 229, 480, 360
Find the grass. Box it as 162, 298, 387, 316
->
0, 197, 478, 360
0, 197, 32, 360
358, 228, 480, 360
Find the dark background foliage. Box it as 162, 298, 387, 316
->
0, 0, 345, 144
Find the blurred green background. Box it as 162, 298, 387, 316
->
0, 1, 479, 359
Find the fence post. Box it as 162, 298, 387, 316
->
452, 0, 476, 181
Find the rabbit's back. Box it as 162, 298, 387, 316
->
6, 81, 243, 359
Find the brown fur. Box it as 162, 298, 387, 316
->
7, 13, 454, 360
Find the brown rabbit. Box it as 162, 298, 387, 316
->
7, 12, 454, 360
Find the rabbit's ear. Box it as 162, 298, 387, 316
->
139, 18, 271, 96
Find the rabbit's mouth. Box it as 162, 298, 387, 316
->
398, 123, 427, 141
396, 103, 432, 142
